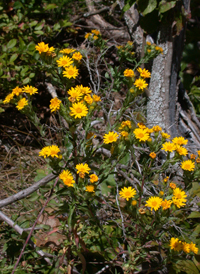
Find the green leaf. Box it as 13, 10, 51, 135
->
123, 3, 131, 12
53, 23, 61, 31
7, 39, 17, 49
187, 212, 200, 219
34, 30, 44, 35
22, 77, 30, 84
138, 0, 157, 16
174, 260, 200, 274
45, 4, 58, 10
10, 53, 18, 63
159, 0, 176, 13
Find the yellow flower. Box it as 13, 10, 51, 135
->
163, 176, 169, 182
149, 152, 156, 159
121, 120, 132, 128
159, 191, 164, 196
48, 145, 61, 158
137, 67, 151, 78
76, 85, 92, 95
181, 160, 195, 171
39, 146, 50, 158
35, 42, 49, 54
23, 85, 38, 95
49, 97, 61, 112
146, 41, 151, 46
93, 94, 101, 102
70, 102, 88, 119
93, 35, 98, 40
63, 65, 79, 79
173, 187, 187, 200
137, 122, 146, 129
172, 136, 188, 145
170, 238, 182, 251
161, 142, 176, 152
127, 41, 133, 46
197, 150, 200, 156
175, 145, 188, 156
120, 131, 129, 138
72, 52, 83, 61
124, 69, 134, 78
57, 56, 73, 67
169, 182, 176, 189
145, 196, 163, 211
190, 154, 196, 160
85, 33, 91, 39
59, 170, 75, 187
67, 87, 82, 102
76, 163, 91, 175
119, 186, 136, 201
60, 48, 75, 54
152, 125, 162, 132
103, 131, 119, 144
196, 157, 200, 163
16, 98, 28, 110
134, 78, 148, 90
133, 128, 149, 142
132, 200, 137, 206
161, 199, 172, 210
182, 242, 190, 253
12, 86, 23, 96
86, 185, 95, 192
91, 29, 100, 35
147, 49, 151, 53
138, 208, 146, 214
47, 46, 55, 55
3, 93, 14, 104
161, 132, 170, 139
90, 174, 98, 183
172, 197, 186, 208
84, 94, 93, 104
190, 242, 199, 254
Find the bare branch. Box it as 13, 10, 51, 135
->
0, 173, 57, 208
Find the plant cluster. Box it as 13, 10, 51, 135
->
1, 29, 200, 274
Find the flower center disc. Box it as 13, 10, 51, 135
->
76, 107, 82, 113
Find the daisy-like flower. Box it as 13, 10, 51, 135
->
131, 200, 137, 206
23, 85, 38, 95
47, 46, 55, 56
122, 120, 132, 128
170, 238, 182, 251
103, 131, 119, 144
3, 93, 14, 104
196, 158, 200, 163
124, 69, 134, 78
67, 87, 82, 102
49, 97, 61, 112
197, 150, 200, 157
161, 132, 171, 139
12, 86, 23, 96
85, 33, 91, 39
93, 35, 98, 40
172, 197, 186, 208
35, 42, 49, 54
163, 176, 169, 182
119, 186, 136, 201
60, 48, 75, 54
169, 182, 176, 189
137, 122, 146, 129
149, 152, 156, 159
90, 174, 98, 183
175, 145, 188, 156
145, 196, 163, 211
120, 131, 129, 138
59, 170, 75, 187
86, 185, 95, 192
70, 102, 88, 119
161, 199, 172, 210
76, 85, 92, 95
146, 41, 151, 46
39, 146, 50, 158
138, 208, 146, 214
182, 242, 190, 253
93, 94, 101, 102
84, 94, 93, 104
152, 125, 162, 132
181, 159, 195, 171
173, 187, 187, 201
161, 142, 176, 152
16, 98, 28, 110
155, 46, 163, 54
190, 154, 196, 160
56, 56, 73, 67
63, 65, 79, 79
134, 78, 148, 90
72, 52, 83, 61
133, 128, 149, 142
48, 145, 61, 158
172, 136, 188, 146
91, 29, 100, 35
137, 67, 151, 78
76, 163, 91, 178
190, 242, 199, 254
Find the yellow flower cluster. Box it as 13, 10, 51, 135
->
39, 145, 61, 158
85, 29, 101, 41
35, 42, 55, 56
119, 186, 136, 201
146, 42, 163, 55
59, 170, 75, 187
49, 98, 62, 112
170, 238, 198, 254
103, 132, 119, 144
